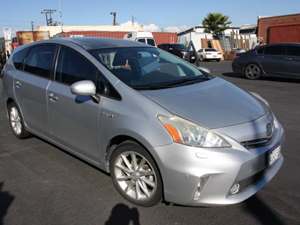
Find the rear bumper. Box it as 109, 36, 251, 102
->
153, 122, 284, 206
204, 55, 222, 60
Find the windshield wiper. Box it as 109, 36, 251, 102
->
133, 76, 211, 90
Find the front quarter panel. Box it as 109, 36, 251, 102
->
98, 81, 173, 169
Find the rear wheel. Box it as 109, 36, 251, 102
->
244, 64, 262, 80
7, 102, 31, 138
110, 141, 162, 207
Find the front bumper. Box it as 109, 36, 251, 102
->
154, 122, 284, 206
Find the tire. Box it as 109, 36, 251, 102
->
244, 64, 262, 80
110, 141, 162, 207
7, 102, 31, 139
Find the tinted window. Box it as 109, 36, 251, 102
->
56, 46, 120, 98
286, 46, 300, 57
172, 44, 186, 51
146, 39, 156, 46
158, 44, 168, 50
12, 47, 29, 70
56, 46, 99, 85
137, 39, 145, 43
24, 45, 56, 78
264, 46, 285, 55
257, 46, 265, 54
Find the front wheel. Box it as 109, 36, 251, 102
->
7, 102, 31, 138
110, 141, 162, 207
244, 64, 262, 80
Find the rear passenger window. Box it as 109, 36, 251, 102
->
24, 45, 56, 78
55, 46, 99, 86
264, 46, 285, 56
12, 48, 29, 70
286, 46, 300, 57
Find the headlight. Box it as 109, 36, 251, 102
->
158, 115, 231, 148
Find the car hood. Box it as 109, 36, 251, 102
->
140, 77, 267, 129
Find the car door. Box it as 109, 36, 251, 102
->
47, 45, 102, 160
14, 44, 57, 136
260, 45, 287, 76
285, 45, 300, 77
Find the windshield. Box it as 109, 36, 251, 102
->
90, 47, 210, 90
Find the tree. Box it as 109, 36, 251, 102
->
202, 13, 232, 38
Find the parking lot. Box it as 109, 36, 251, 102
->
0, 61, 300, 225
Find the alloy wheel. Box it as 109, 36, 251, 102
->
10, 107, 22, 135
113, 151, 157, 201
245, 64, 261, 79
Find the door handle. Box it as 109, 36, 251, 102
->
48, 93, 59, 102
15, 80, 22, 88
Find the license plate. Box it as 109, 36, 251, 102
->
268, 146, 281, 166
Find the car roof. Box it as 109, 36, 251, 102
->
30, 37, 150, 50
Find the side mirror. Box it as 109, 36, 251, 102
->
198, 67, 211, 74
71, 80, 96, 96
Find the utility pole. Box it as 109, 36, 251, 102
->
131, 16, 135, 26
41, 9, 57, 26
31, 21, 34, 31
110, 12, 117, 26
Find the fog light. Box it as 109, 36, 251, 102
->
230, 183, 240, 195
193, 176, 209, 200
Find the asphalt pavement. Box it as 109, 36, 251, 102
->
0, 61, 300, 225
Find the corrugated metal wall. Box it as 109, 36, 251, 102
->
268, 24, 300, 44
258, 14, 300, 43
59, 31, 178, 45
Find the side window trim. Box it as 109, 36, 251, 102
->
20, 47, 31, 71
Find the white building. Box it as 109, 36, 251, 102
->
178, 26, 247, 51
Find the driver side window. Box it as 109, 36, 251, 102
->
56, 46, 99, 86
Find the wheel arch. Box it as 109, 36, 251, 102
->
243, 62, 265, 75
105, 134, 166, 201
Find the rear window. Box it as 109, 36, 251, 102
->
12, 48, 29, 70
146, 38, 156, 46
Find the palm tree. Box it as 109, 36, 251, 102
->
202, 13, 232, 38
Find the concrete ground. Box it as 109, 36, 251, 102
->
0, 61, 300, 225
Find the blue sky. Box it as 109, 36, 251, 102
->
1, 0, 299, 35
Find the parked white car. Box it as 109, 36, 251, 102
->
124, 31, 156, 46
198, 48, 223, 62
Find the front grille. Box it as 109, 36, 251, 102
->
241, 137, 272, 149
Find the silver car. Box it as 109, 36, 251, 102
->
1, 38, 284, 207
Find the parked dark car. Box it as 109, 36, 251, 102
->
158, 43, 188, 58
232, 43, 300, 79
